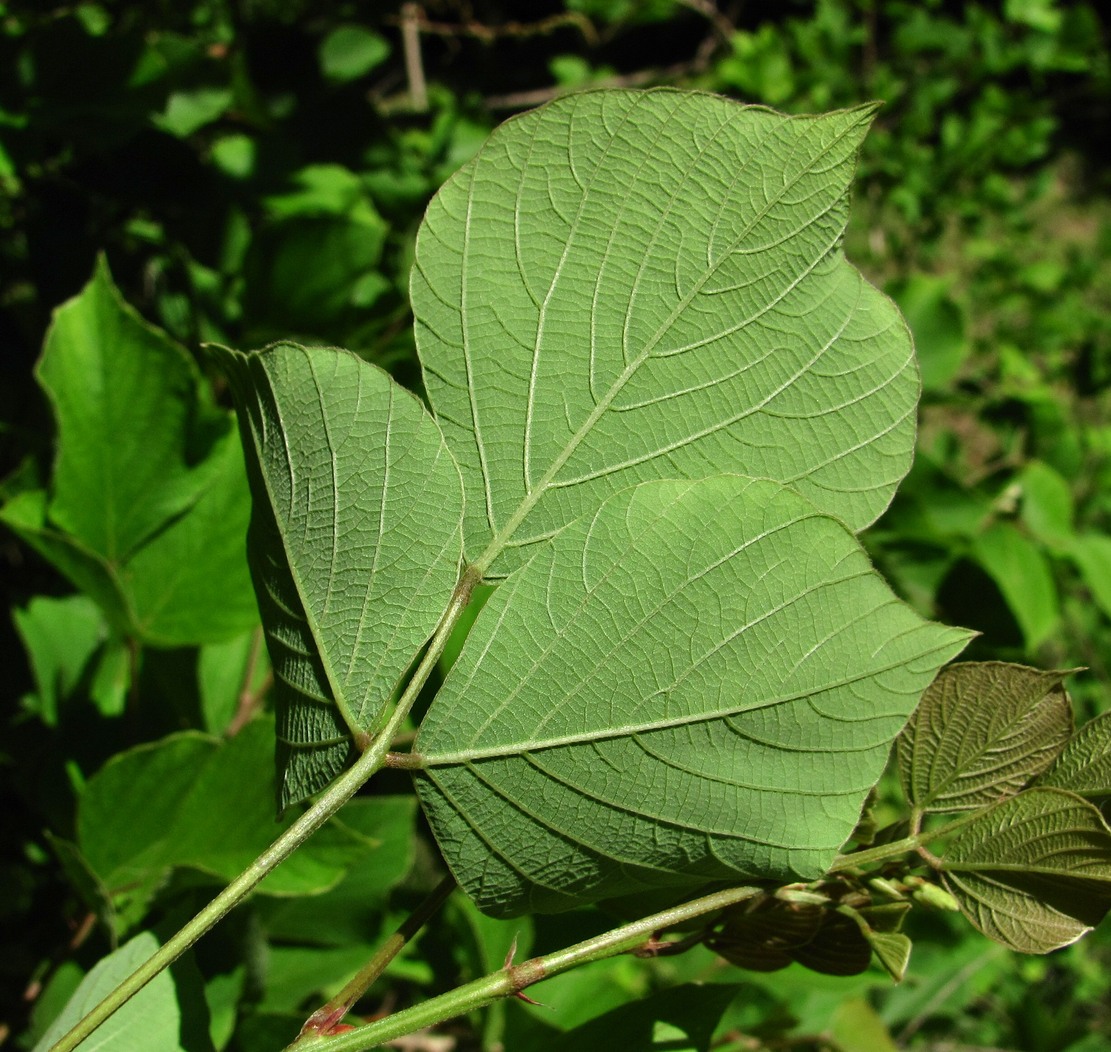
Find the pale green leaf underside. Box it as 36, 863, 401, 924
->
897, 662, 1074, 814
214, 344, 463, 806
415, 476, 970, 916
413, 88, 918, 578
938, 788, 1111, 953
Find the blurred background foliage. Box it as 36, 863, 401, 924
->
2, 1, 1110, 1050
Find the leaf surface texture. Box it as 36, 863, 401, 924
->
214, 343, 463, 805
413, 89, 919, 577
415, 476, 970, 915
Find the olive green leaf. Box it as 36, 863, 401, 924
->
415, 475, 970, 916
212, 343, 464, 806
935, 787, 1111, 953
1038, 710, 1111, 799
413, 88, 919, 579
897, 662, 1074, 814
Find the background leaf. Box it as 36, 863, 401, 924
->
897, 661, 1074, 814
31, 933, 197, 1052
416, 475, 970, 916
936, 788, 1111, 953
213, 343, 464, 806
0, 261, 258, 645
76, 719, 385, 936
413, 88, 920, 578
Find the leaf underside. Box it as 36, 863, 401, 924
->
937, 787, 1111, 953
214, 343, 463, 806
415, 476, 970, 916
413, 88, 919, 578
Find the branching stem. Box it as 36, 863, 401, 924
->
47, 567, 482, 1052
289, 884, 764, 1052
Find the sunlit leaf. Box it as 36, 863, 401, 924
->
413, 89, 920, 579
897, 662, 1074, 814
213, 343, 464, 805
415, 476, 970, 915
936, 788, 1111, 953
1, 260, 258, 645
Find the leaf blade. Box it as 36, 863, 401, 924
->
413, 89, 919, 577
213, 343, 464, 805
416, 475, 970, 915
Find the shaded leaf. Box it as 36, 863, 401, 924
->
213, 343, 463, 805
897, 661, 1074, 814
1039, 711, 1111, 798
78, 719, 383, 924
538, 983, 741, 1052
936, 787, 1111, 953
416, 476, 970, 916
413, 89, 919, 579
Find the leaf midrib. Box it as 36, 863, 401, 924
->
465, 98, 872, 576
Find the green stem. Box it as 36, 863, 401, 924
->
293, 884, 764, 1052
829, 810, 984, 873
48, 568, 481, 1052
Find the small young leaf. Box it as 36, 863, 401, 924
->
1038, 711, 1111, 798
414, 89, 919, 579
415, 475, 970, 916
897, 661, 1074, 814
213, 343, 464, 805
935, 787, 1111, 953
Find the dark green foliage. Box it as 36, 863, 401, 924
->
3, 4, 1111, 1051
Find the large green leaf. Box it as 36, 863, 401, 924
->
415, 476, 970, 916
213, 343, 464, 805
897, 662, 1074, 814
413, 88, 919, 578
936, 788, 1111, 953
0, 260, 258, 645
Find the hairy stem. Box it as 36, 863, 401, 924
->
47, 567, 481, 1052
291, 884, 764, 1052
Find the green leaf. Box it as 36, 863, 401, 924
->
1019, 460, 1075, 552
32, 933, 189, 1052
1039, 711, 1111, 798
413, 89, 919, 579
415, 475, 970, 916
1067, 531, 1111, 621
1, 260, 258, 645
212, 343, 463, 805
897, 661, 1074, 814
538, 983, 741, 1052
318, 25, 390, 82
78, 719, 383, 920
886, 274, 968, 393
936, 787, 1111, 953
972, 521, 1059, 649
12, 594, 111, 725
